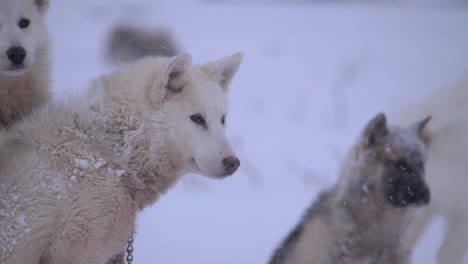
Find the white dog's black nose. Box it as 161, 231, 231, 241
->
7, 47, 26, 65
223, 157, 240, 175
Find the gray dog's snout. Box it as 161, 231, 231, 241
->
223, 157, 240, 175
7, 47, 26, 65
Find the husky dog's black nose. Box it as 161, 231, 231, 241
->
7, 47, 26, 65
412, 183, 430, 206
223, 157, 240, 175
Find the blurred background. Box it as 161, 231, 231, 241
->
48, 0, 468, 263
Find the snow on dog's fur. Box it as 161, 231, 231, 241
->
0, 0, 51, 127
269, 113, 431, 264
0, 52, 243, 263
397, 75, 468, 264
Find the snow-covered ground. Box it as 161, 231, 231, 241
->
47, 1, 468, 263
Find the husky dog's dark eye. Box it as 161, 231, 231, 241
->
190, 114, 206, 128
395, 159, 415, 176
395, 160, 407, 170
221, 115, 226, 126
18, 18, 30, 29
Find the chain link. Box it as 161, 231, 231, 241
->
126, 233, 134, 264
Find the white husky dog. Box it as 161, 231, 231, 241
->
397, 75, 468, 264
0, 0, 51, 127
0, 52, 243, 263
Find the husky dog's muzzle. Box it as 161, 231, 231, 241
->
384, 160, 430, 208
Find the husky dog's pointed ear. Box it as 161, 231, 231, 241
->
412, 115, 432, 143
165, 53, 192, 95
363, 113, 388, 148
201, 52, 243, 91
34, 0, 50, 14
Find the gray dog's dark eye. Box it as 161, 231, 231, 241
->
190, 114, 206, 127
396, 160, 407, 170
395, 159, 414, 176
18, 18, 30, 29
221, 115, 226, 125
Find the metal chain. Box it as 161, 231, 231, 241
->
126, 234, 134, 264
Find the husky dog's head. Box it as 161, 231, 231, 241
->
0, 0, 49, 76
357, 113, 431, 208
162, 53, 242, 178
96, 53, 243, 179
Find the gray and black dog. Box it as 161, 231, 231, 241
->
269, 113, 431, 264
105, 23, 179, 65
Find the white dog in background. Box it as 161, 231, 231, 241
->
397, 75, 468, 264
0, 0, 51, 127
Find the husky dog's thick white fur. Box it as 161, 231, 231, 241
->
0, 52, 243, 263
398, 76, 468, 264
0, 0, 51, 127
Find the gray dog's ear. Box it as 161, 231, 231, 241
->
413, 115, 431, 134
201, 52, 243, 91
363, 113, 388, 148
164, 53, 192, 95
34, 0, 50, 14
412, 115, 432, 143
